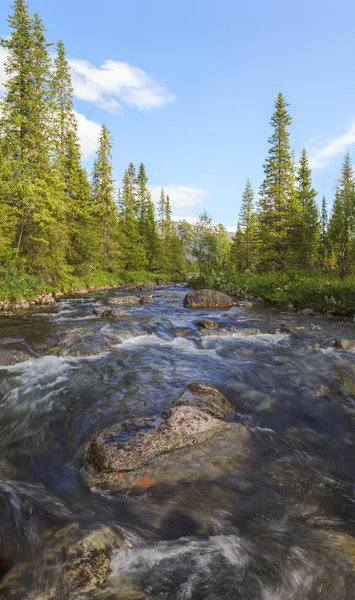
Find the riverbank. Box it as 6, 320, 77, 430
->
0, 269, 174, 311
190, 272, 355, 317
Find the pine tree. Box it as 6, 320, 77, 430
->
296, 148, 320, 269
92, 125, 121, 270
136, 163, 158, 269
1, 2, 67, 277
328, 152, 355, 276
51, 40, 95, 271
259, 93, 298, 270
120, 166, 146, 271
229, 223, 244, 273
238, 179, 258, 271
157, 187, 166, 237
319, 195, 330, 266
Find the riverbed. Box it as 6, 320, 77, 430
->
0, 285, 354, 599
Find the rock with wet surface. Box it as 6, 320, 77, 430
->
108, 295, 140, 306
138, 282, 156, 291
183, 289, 234, 310
0, 523, 139, 599
173, 383, 235, 418
334, 338, 355, 351
84, 395, 248, 492
140, 296, 154, 304
200, 327, 262, 337
173, 327, 194, 337
32, 328, 118, 357
93, 306, 126, 318
195, 319, 219, 330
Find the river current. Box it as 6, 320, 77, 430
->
0, 285, 354, 599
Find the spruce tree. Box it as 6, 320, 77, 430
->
238, 179, 258, 271
296, 148, 320, 269
51, 40, 95, 271
259, 93, 298, 270
319, 195, 330, 266
120, 166, 146, 271
230, 223, 244, 273
92, 125, 121, 270
328, 152, 355, 276
1, 2, 67, 277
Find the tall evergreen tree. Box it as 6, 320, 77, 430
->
1, 2, 67, 277
319, 195, 330, 266
92, 125, 121, 270
51, 40, 95, 271
328, 152, 355, 276
237, 179, 258, 271
258, 93, 298, 270
296, 148, 320, 269
120, 165, 146, 271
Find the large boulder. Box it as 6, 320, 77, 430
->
335, 339, 355, 351
140, 296, 154, 304
184, 289, 233, 310
172, 383, 235, 418
195, 319, 219, 330
138, 282, 156, 291
83, 385, 247, 493
108, 296, 140, 306
93, 306, 126, 318
0, 523, 139, 599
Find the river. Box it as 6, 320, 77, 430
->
0, 284, 354, 599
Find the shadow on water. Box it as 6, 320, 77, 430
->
0, 285, 354, 598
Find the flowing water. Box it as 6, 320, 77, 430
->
0, 285, 354, 599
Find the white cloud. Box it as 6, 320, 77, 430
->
149, 185, 208, 209
69, 58, 175, 113
75, 111, 101, 160
0, 46, 174, 114
308, 119, 355, 170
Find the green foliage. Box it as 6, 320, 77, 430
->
328, 152, 355, 276
191, 271, 355, 317
192, 212, 230, 280
259, 93, 299, 270
296, 148, 321, 269
231, 180, 258, 272
92, 125, 122, 270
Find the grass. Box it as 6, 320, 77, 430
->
0, 267, 173, 302
190, 271, 355, 317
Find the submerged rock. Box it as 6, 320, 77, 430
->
195, 319, 219, 330
199, 327, 262, 337
0, 523, 139, 599
183, 289, 233, 310
173, 327, 194, 337
334, 338, 355, 351
173, 383, 235, 418
278, 322, 299, 334
108, 296, 140, 306
93, 306, 126, 318
32, 328, 118, 357
140, 296, 154, 304
83, 385, 248, 493
298, 307, 315, 316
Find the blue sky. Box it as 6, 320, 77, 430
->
2, 0, 355, 229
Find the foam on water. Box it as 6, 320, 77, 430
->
0, 355, 72, 413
